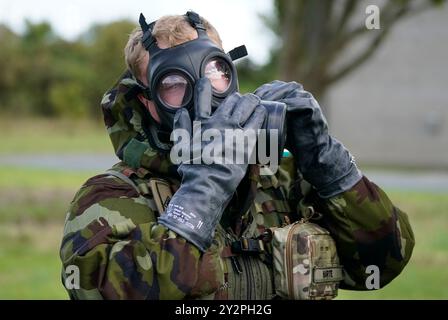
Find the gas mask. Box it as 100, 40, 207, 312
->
138, 11, 286, 158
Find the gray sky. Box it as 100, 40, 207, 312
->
0, 0, 275, 65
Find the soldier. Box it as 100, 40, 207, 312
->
60, 11, 415, 300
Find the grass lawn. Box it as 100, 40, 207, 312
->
0, 166, 447, 299
0, 167, 97, 299
338, 190, 448, 299
1, 117, 111, 154
0, 223, 67, 299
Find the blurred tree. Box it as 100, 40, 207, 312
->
49, 39, 92, 118
0, 25, 24, 112
0, 21, 63, 116
264, 0, 446, 105
81, 20, 136, 118
19, 21, 59, 116
0, 19, 136, 119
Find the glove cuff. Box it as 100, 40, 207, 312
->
299, 136, 363, 198
157, 183, 228, 252
158, 215, 212, 252
315, 160, 362, 198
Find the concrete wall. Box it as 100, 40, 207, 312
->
327, 5, 448, 168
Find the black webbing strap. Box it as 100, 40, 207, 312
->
230, 238, 266, 255
139, 13, 157, 50
185, 11, 206, 31
228, 45, 248, 61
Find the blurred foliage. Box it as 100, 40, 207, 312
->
0, 19, 134, 119
0, 1, 445, 119
0, 17, 268, 119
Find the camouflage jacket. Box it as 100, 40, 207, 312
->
59, 71, 415, 300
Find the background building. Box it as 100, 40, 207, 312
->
329, 6, 448, 169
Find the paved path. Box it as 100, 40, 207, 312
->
0, 154, 117, 171
1, 154, 448, 192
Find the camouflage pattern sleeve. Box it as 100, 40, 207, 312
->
60, 174, 224, 299
314, 175, 415, 290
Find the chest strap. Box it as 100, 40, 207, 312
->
105, 170, 172, 215
106, 170, 140, 193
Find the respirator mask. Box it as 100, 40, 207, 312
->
138, 11, 286, 159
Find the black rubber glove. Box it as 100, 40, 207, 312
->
254, 80, 362, 198
158, 78, 266, 252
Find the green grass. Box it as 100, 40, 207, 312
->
337, 190, 448, 299
0, 166, 447, 299
0, 167, 97, 223
0, 167, 96, 299
1, 117, 111, 154
0, 223, 67, 299
0, 166, 97, 189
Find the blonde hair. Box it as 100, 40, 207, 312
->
124, 14, 223, 80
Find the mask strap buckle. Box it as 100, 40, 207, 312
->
228, 45, 248, 61
185, 11, 207, 36
139, 13, 157, 51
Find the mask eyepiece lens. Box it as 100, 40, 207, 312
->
204, 59, 231, 93
157, 74, 191, 109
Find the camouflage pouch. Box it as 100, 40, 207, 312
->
271, 207, 344, 300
